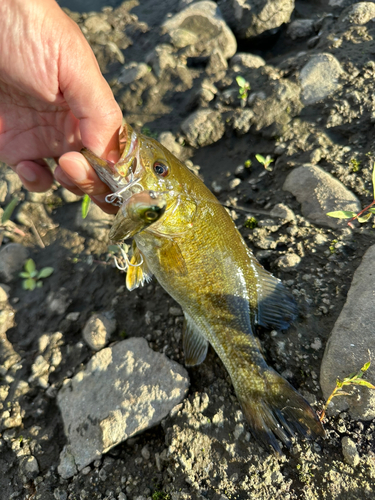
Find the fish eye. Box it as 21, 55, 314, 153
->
144, 209, 159, 222
153, 161, 169, 177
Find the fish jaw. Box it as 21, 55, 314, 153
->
81, 124, 145, 206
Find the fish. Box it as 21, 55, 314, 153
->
81, 124, 325, 454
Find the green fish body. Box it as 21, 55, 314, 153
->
82, 125, 324, 453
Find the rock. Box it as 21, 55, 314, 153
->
219, 0, 295, 39
145, 44, 177, 78
270, 203, 296, 222
57, 337, 189, 473
283, 165, 361, 228
230, 52, 265, 69
82, 312, 117, 351
232, 109, 254, 135
206, 48, 228, 75
60, 188, 82, 204
75, 202, 114, 241
58, 445, 78, 479
342, 436, 360, 467
162, 1, 237, 59
158, 132, 183, 159
286, 19, 315, 40
118, 62, 149, 85
181, 109, 225, 147
19, 455, 39, 480
299, 53, 344, 105
0, 243, 29, 283
84, 15, 112, 34
0, 168, 23, 204
0, 284, 9, 302
277, 253, 301, 270
46, 288, 72, 315
340, 2, 375, 25
320, 244, 375, 420
0, 305, 19, 374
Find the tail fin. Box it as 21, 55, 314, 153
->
237, 367, 325, 454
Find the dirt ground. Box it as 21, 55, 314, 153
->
1, 1, 375, 499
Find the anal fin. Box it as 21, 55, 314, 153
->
250, 253, 298, 330
183, 314, 208, 366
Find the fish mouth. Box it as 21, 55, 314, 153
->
81, 124, 144, 207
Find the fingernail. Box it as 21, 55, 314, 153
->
17, 163, 37, 183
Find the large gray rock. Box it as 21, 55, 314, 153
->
339, 2, 375, 25
220, 0, 295, 39
283, 165, 361, 228
162, 1, 237, 59
299, 53, 344, 105
320, 244, 375, 420
181, 109, 225, 147
57, 338, 189, 474
0, 243, 29, 282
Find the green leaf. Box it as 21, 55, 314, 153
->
236, 76, 246, 88
358, 213, 372, 223
37, 267, 54, 279
1, 196, 19, 224
362, 361, 371, 371
368, 208, 375, 214
255, 154, 265, 164
82, 194, 91, 219
19, 272, 30, 278
25, 259, 36, 275
352, 379, 375, 389
326, 211, 357, 219
36, 281, 43, 288
372, 163, 375, 200
29, 270, 38, 278
24, 278, 36, 291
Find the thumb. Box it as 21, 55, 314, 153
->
58, 15, 123, 158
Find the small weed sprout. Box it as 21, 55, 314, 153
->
236, 76, 250, 102
320, 361, 375, 422
327, 162, 375, 227
255, 154, 274, 171
81, 194, 91, 219
244, 217, 258, 229
244, 159, 252, 169
19, 258, 54, 291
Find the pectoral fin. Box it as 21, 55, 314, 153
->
126, 243, 153, 291
183, 314, 208, 366
157, 239, 187, 275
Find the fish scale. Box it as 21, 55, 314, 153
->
81, 123, 325, 454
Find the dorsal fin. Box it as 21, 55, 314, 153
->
250, 254, 298, 331
183, 314, 208, 366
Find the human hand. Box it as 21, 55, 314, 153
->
0, 0, 123, 213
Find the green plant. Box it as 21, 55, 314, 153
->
255, 154, 274, 171
236, 76, 250, 102
244, 159, 252, 169
1, 196, 19, 224
327, 162, 375, 227
244, 217, 258, 229
320, 361, 375, 422
19, 259, 54, 291
350, 157, 361, 172
81, 194, 91, 219
152, 491, 170, 500
329, 239, 338, 254
141, 126, 158, 139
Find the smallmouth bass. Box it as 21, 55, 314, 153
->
81, 124, 325, 454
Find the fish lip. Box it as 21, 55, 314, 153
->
81, 126, 145, 207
